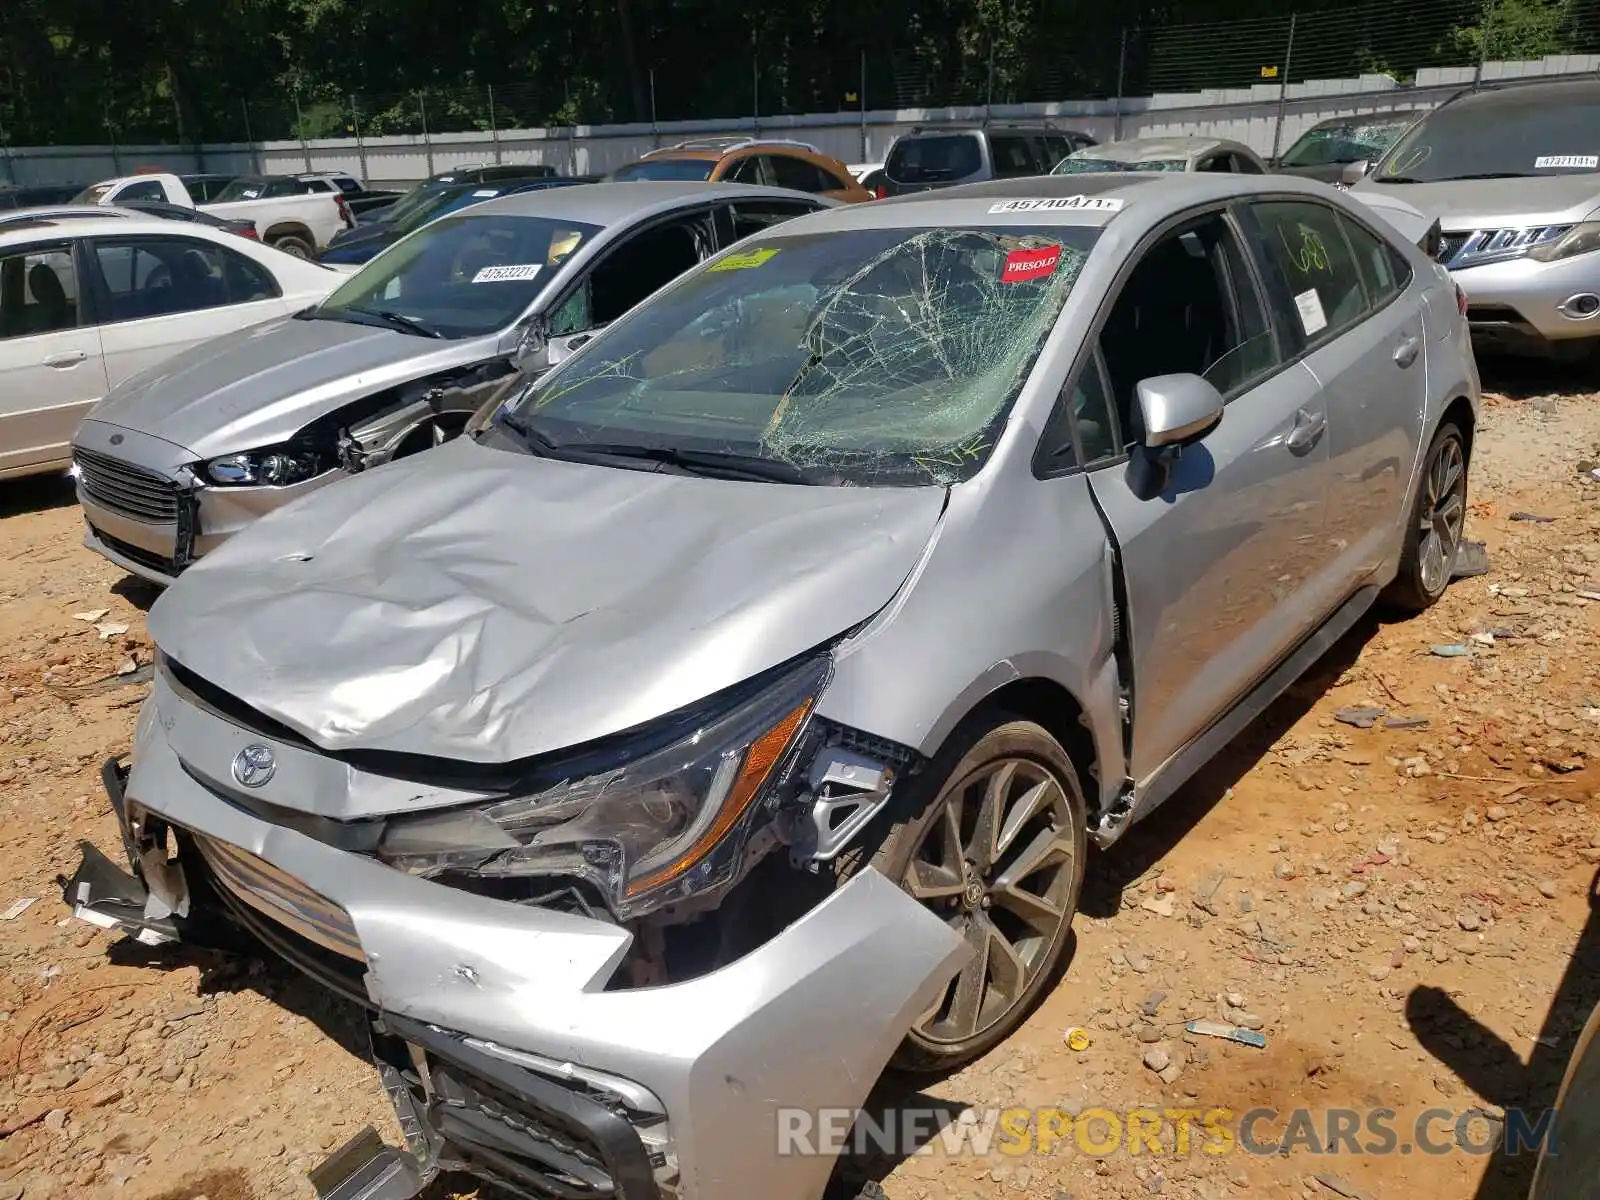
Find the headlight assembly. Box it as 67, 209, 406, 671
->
377, 655, 831, 919
204, 443, 329, 487
1527, 222, 1600, 263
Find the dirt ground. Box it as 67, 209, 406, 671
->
2, 362, 1599, 1200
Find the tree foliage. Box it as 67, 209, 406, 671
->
0, 0, 1595, 147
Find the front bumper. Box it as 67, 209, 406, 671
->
1449, 252, 1600, 353
64, 683, 968, 1200
73, 418, 340, 585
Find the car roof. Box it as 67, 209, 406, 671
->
0, 214, 224, 246
1453, 75, 1600, 107
1305, 110, 1424, 129
461, 180, 828, 226
899, 124, 1090, 137
1076, 136, 1248, 161
774, 172, 1346, 234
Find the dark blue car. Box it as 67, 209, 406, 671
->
317, 178, 585, 266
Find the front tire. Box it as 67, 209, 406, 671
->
1385, 421, 1468, 612
855, 714, 1088, 1075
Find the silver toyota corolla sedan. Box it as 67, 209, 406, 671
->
68, 182, 830, 584
65, 172, 1478, 1200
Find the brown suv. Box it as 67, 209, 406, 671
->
611, 138, 873, 203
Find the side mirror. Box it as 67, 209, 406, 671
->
1137, 374, 1224, 449
1339, 158, 1372, 186
513, 314, 550, 370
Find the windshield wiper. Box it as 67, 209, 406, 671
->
343, 306, 443, 338
495, 414, 809, 483
571, 444, 812, 483
1436, 171, 1533, 181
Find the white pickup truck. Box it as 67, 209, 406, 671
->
74, 172, 354, 258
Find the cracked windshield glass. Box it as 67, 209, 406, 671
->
310, 213, 598, 338
503, 225, 1098, 485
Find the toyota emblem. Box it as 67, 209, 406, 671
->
231, 744, 276, 788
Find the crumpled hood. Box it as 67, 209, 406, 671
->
83, 316, 496, 461
1356, 174, 1600, 230
148, 437, 946, 764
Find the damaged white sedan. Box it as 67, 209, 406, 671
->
65, 172, 1478, 1200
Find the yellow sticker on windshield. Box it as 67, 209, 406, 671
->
710, 247, 779, 272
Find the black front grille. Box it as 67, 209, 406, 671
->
74, 447, 180, 523
183, 837, 372, 1006
1436, 232, 1469, 264
89, 525, 183, 576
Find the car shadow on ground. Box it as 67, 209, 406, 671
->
0, 471, 77, 520
1079, 608, 1382, 920
1477, 354, 1598, 403
1405, 866, 1600, 1200
111, 575, 162, 612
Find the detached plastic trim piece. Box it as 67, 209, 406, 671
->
382, 1013, 662, 1200
308, 1126, 424, 1200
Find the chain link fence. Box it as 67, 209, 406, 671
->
4, 0, 1599, 155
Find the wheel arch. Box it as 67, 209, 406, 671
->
1440, 393, 1475, 458
263, 221, 315, 246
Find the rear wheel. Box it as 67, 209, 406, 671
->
1385, 421, 1468, 612
850, 714, 1087, 1074
270, 234, 313, 259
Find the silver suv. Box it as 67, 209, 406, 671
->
66, 173, 1476, 1200
1353, 77, 1600, 360
880, 123, 1097, 195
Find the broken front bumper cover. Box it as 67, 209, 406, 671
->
66, 744, 968, 1200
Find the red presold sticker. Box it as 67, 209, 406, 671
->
1001, 245, 1062, 283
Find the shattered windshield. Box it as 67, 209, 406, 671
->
1054, 156, 1185, 174
503, 225, 1097, 486
1279, 119, 1413, 167
310, 213, 598, 339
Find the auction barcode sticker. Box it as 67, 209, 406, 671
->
988, 196, 1125, 213
472, 264, 542, 283
1534, 154, 1599, 169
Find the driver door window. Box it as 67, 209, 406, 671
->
550, 213, 713, 337
1097, 213, 1278, 448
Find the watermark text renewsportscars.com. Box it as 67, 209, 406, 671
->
777, 1106, 1556, 1159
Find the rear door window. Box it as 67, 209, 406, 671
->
885, 134, 982, 183
989, 134, 1039, 178
91, 236, 281, 323
1249, 200, 1372, 345
768, 155, 832, 193
115, 180, 167, 203
1339, 213, 1412, 305
717, 199, 822, 246
1042, 135, 1074, 170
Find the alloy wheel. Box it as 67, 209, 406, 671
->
1418, 435, 1466, 595
901, 756, 1079, 1047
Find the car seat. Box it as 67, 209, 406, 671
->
25, 262, 73, 334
